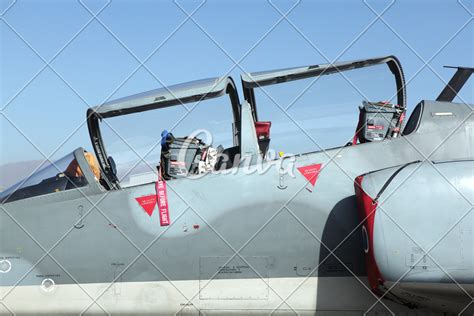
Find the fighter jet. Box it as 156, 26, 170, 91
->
0, 56, 472, 315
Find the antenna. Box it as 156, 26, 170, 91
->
436, 66, 474, 102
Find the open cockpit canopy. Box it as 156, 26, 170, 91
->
89, 77, 239, 118
241, 55, 406, 121
87, 77, 241, 189
239, 56, 407, 154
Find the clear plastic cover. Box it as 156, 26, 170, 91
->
0, 152, 88, 203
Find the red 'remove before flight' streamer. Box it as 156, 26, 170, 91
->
155, 179, 170, 226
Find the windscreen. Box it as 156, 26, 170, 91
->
0, 151, 88, 203
99, 96, 235, 187
252, 63, 398, 155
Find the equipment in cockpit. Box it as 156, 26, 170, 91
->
159, 130, 222, 180
356, 101, 405, 143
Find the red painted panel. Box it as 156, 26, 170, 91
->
354, 175, 385, 295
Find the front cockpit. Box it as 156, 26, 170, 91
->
87, 77, 243, 190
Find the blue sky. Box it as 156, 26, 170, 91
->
1, 0, 473, 168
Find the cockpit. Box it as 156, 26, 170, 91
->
1, 56, 419, 202
1, 77, 250, 202
87, 77, 243, 190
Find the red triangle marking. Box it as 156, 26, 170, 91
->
297, 164, 322, 186
135, 195, 157, 217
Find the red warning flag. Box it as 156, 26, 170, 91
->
297, 164, 322, 186
135, 195, 157, 217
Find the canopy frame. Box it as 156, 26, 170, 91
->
241, 56, 406, 121
87, 77, 241, 189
